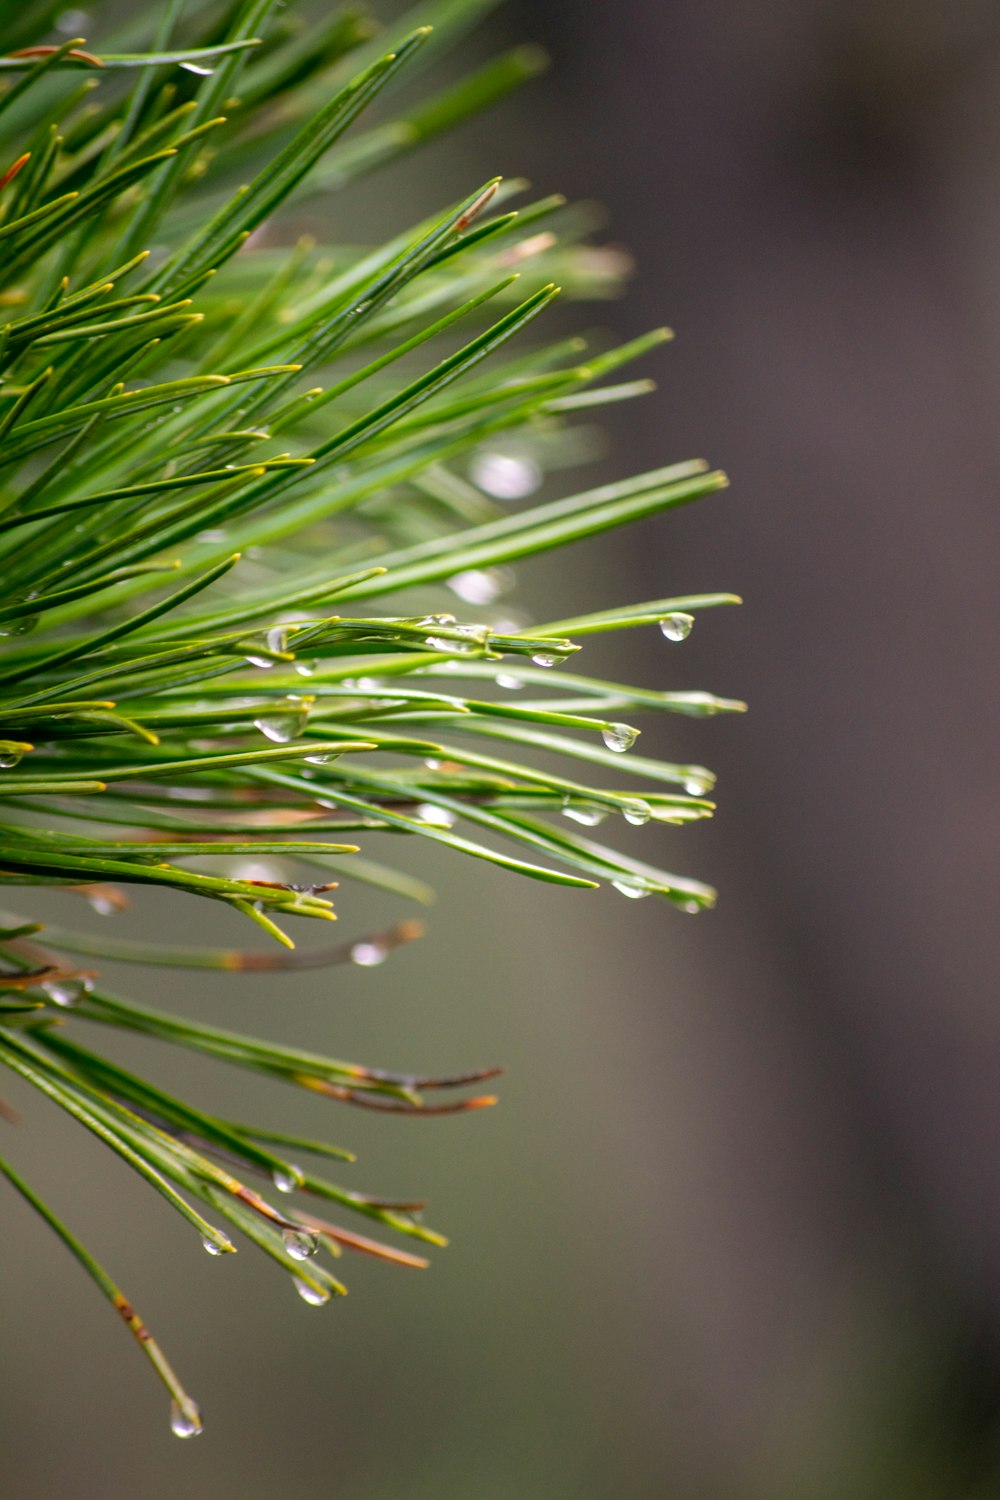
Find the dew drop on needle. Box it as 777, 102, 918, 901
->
169, 1399, 202, 1439
601, 723, 637, 753
659, 612, 694, 642
293, 1276, 330, 1306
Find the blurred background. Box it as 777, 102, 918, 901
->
3, 1, 1000, 1496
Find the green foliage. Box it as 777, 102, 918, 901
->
0, 0, 740, 1437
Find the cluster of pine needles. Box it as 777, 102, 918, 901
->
0, 0, 741, 1437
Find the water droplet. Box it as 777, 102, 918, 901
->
421, 616, 487, 653
266, 627, 287, 653
41, 978, 90, 1007
304, 750, 341, 765
453, 624, 488, 652
496, 673, 523, 690
0, 751, 24, 769
295, 661, 316, 677
87, 890, 119, 916
561, 803, 607, 827
622, 800, 652, 826
0, 612, 38, 638
56, 9, 90, 35
601, 723, 638, 753
169, 1399, 203, 1438
491, 610, 529, 634
416, 803, 455, 828
659, 612, 695, 642
180, 62, 214, 76
244, 652, 274, 670
470, 451, 542, 500
282, 1227, 319, 1261
448, 569, 502, 605
681, 899, 702, 914
683, 774, 712, 797
201, 1232, 232, 1256
253, 699, 309, 743
233, 859, 282, 884
351, 941, 387, 967
611, 880, 650, 899
271, 1165, 302, 1195
530, 651, 567, 669
293, 1276, 330, 1306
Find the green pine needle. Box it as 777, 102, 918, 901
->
0, 0, 740, 1438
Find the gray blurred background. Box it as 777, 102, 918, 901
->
3, 1, 1000, 1496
